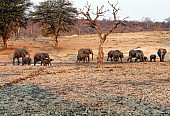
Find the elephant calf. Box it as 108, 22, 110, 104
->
150, 54, 156, 62
76, 53, 89, 63
144, 56, 148, 62
22, 57, 32, 65
43, 58, 54, 66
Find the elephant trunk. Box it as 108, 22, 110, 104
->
160, 53, 163, 62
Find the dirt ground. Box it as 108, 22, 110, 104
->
0, 31, 170, 115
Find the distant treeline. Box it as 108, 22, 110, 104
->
19, 19, 170, 38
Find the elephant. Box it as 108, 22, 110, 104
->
78, 48, 93, 62
107, 50, 123, 62
127, 50, 144, 62
76, 53, 89, 63
43, 58, 54, 66
13, 48, 30, 65
150, 54, 156, 62
135, 52, 144, 62
157, 48, 167, 62
144, 56, 148, 62
34, 52, 50, 66
22, 57, 32, 65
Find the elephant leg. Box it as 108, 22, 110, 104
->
107, 57, 109, 61
130, 58, 133, 62
17, 58, 20, 65
111, 57, 113, 62
160, 57, 162, 62
41, 58, 44, 65
150, 58, 152, 62
13, 58, 15, 65
162, 55, 165, 62
127, 56, 132, 62
120, 58, 122, 62
140, 57, 142, 62
140, 58, 142, 62
34, 60, 37, 66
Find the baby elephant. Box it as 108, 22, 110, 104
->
76, 53, 89, 63
144, 56, 148, 62
43, 58, 54, 66
22, 57, 32, 65
150, 54, 156, 62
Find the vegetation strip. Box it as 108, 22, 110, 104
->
0, 68, 45, 89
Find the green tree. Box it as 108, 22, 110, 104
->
0, 0, 32, 49
30, 0, 78, 47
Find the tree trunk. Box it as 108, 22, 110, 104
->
3, 38, 8, 49
55, 35, 58, 47
98, 39, 104, 68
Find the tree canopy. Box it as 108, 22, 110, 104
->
0, 0, 32, 48
30, 0, 78, 46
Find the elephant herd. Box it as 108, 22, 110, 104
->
13, 48, 53, 66
12, 47, 167, 66
76, 48, 167, 63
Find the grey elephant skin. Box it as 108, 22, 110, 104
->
34, 52, 50, 66
157, 48, 167, 62
22, 57, 32, 65
78, 48, 93, 62
127, 50, 144, 62
76, 53, 89, 63
13, 48, 30, 65
107, 50, 123, 62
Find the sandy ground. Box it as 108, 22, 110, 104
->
0, 31, 170, 115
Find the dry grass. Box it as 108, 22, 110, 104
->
0, 31, 170, 115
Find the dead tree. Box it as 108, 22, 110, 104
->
80, 2, 121, 68
108, 1, 120, 21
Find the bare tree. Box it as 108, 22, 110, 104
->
108, 1, 120, 20
80, 2, 121, 68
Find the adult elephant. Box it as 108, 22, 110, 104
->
107, 50, 123, 62
127, 50, 144, 62
157, 48, 167, 62
34, 52, 50, 66
135, 52, 145, 62
78, 48, 93, 62
13, 48, 30, 65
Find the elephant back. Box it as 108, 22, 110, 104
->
78, 48, 93, 54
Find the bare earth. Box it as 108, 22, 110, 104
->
0, 31, 170, 115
